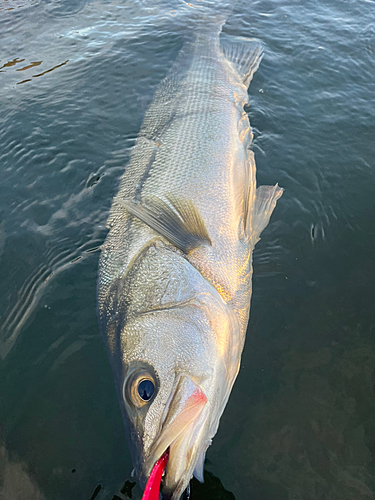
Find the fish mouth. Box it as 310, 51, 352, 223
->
144, 374, 208, 498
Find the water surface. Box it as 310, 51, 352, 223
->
1, 0, 375, 499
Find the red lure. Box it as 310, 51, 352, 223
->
141, 450, 169, 500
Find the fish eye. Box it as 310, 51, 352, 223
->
126, 370, 157, 408
138, 379, 155, 401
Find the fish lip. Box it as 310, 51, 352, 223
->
145, 429, 195, 500
143, 373, 208, 493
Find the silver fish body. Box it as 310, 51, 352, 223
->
97, 19, 282, 500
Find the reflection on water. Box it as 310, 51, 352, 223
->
0, 0, 36, 12
0, 0, 375, 498
16, 61, 42, 71
0, 58, 26, 69
0, 57, 69, 85
17, 60, 69, 84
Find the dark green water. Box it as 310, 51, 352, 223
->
1, 0, 374, 499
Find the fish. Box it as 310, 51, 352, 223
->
97, 8, 283, 500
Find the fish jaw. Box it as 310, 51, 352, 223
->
144, 373, 208, 499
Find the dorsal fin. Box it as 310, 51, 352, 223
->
220, 33, 263, 86
119, 195, 211, 254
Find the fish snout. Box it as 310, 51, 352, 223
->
145, 374, 208, 498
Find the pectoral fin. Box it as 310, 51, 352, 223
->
119, 195, 211, 254
246, 184, 284, 249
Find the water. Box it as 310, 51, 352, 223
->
1, 0, 374, 499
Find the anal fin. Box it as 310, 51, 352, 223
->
119, 195, 211, 254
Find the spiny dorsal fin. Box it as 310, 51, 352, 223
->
119, 195, 211, 254
220, 33, 263, 87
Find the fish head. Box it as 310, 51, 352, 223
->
105, 246, 242, 499
121, 300, 240, 500
111, 252, 242, 500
